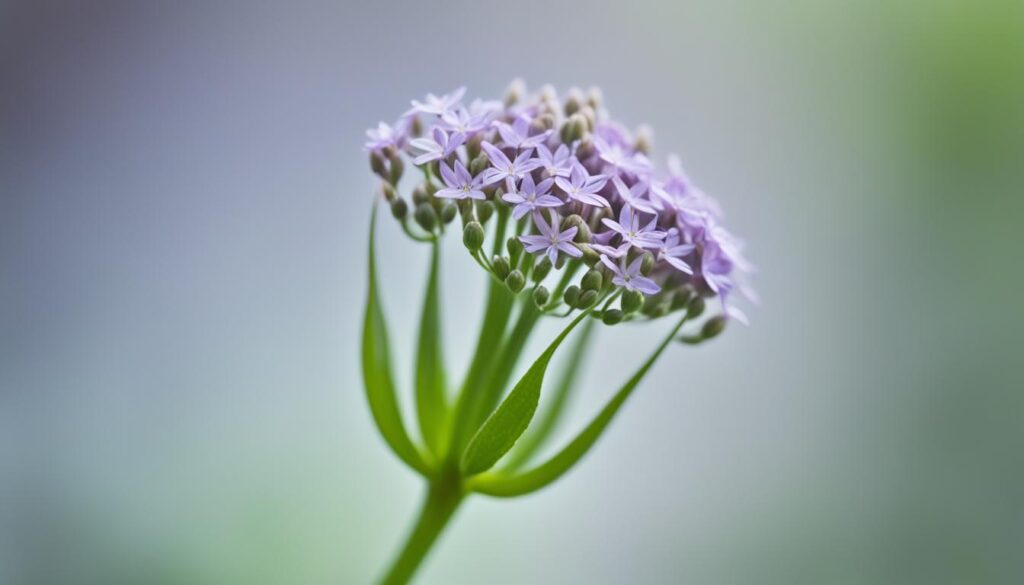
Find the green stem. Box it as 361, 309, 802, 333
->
379, 470, 464, 585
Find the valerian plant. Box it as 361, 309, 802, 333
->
362, 81, 754, 584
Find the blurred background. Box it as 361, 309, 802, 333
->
2, 1, 1023, 583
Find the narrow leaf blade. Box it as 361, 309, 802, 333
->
467, 314, 689, 496
503, 317, 597, 471
460, 311, 591, 476
415, 242, 448, 456
362, 205, 431, 476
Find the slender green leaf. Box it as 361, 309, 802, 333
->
362, 204, 431, 476
415, 242, 447, 456
460, 310, 591, 476
467, 314, 689, 496
502, 317, 597, 471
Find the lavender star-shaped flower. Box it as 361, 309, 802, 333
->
656, 228, 696, 274
535, 144, 573, 178
594, 135, 649, 175
480, 142, 542, 188
407, 87, 466, 116
364, 121, 404, 151
409, 127, 465, 166
520, 211, 582, 264
501, 173, 561, 220
436, 160, 486, 200
438, 106, 494, 138
494, 116, 553, 150
600, 255, 661, 295
555, 162, 610, 208
601, 203, 665, 251
612, 176, 660, 214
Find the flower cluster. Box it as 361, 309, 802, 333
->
366, 81, 753, 331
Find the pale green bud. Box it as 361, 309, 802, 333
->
532, 257, 552, 282
463, 221, 484, 251
621, 290, 644, 314
602, 309, 624, 325
413, 203, 437, 232
492, 256, 510, 280
533, 286, 550, 307
581, 269, 603, 291
577, 289, 598, 309
505, 270, 525, 293
563, 285, 581, 307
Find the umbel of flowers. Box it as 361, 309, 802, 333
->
362, 81, 753, 584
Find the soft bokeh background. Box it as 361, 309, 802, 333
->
3, 1, 1023, 583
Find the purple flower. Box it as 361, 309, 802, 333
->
409, 127, 465, 165
408, 87, 466, 116
612, 176, 660, 214
480, 142, 542, 188
436, 160, 486, 200
601, 204, 666, 251
501, 174, 561, 220
520, 211, 582, 264
438, 106, 494, 137
594, 135, 650, 175
535, 144, 573, 178
697, 241, 733, 295
364, 120, 405, 151
494, 116, 553, 150
555, 162, 610, 208
600, 255, 661, 295
655, 228, 696, 274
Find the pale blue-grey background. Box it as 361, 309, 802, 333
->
2, 1, 1022, 583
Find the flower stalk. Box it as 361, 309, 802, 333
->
361, 81, 755, 584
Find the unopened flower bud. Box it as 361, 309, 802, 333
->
700, 316, 727, 340
581, 269, 603, 291
578, 105, 597, 131
621, 290, 644, 314
440, 201, 457, 224
640, 252, 656, 276
602, 309, 624, 325
633, 124, 653, 155
533, 286, 550, 307
380, 182, 397, 202
505, 269, 525, 293
533, 113, 556, 132
390, 198, 408, 220
563, 285, 581, 307
412, 184, 430, 205
560, 113, 588, 144
580, 245, 601, 267
671, 287, 695, 310
463, 221, 484, 251
414, 203, 437, 232
505, 78, 526, 106
586, 87, 603, 110
564, 88, 583, 116
387, 152, 404, 184
532, 257, 552, 282
561, 214, 591, 243
470, 154, 490, 176
476, 200, 495, 224
492, 255, 510, 280
370, 151, 387, 178
577, 289, 598, 309
506, 237, 523, 258
687, 296, 706, 319
409, 116, 423, 137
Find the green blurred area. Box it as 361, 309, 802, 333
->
2, 1, 1022, 584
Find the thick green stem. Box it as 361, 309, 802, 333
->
379, 469, 464, 585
